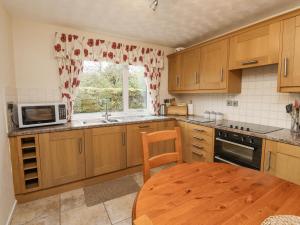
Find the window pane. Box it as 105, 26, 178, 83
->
74, 61, 123, 113
128, 65, 147, 110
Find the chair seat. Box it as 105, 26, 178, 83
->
261, 215, 300, 225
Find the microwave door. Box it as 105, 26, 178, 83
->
22, 106, 56, 125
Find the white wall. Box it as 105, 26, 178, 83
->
0, 2, 17, 225
177, 65, 299, 129
11, 18, 174, 105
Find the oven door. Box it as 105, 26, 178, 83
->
21, 105, 56, 126
214, 138, 261, 170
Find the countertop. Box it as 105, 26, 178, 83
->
8, 115, 300, 147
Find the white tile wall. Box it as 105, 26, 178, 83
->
176, 65, 300, 129
16, 88, 61, 103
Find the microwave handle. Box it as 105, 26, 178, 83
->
215, 138, 255, 151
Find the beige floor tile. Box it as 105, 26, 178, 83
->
61, 203, 111, 225
23, 213, 59, 225
60, 188, 85, 212
10, 195, 59, 225
104, 192, 136, 224
131, 172, 143, 187
113, 217, 132, 225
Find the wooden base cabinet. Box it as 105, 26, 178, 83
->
126, 122, 157, 167
39, 130, 85, 188
85, 126, 126, 177
264, 140, 300, 185
177, 121, 190, 162
155, 121, 176, 155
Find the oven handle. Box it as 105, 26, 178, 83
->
214, 156, 240, 167
215, 138, 255, 151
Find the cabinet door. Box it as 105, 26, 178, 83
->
39, 130, 85, 188
264, 140, 278, 175
229, 22, 280, 70
127, 122, 157, 167
181, 48, 200, 90
279, 16, 300, 88
168, 54, 182, 91
276, 143, 300, 185
177, 121, 190, 163
156, 121, 176, 155
199, 39, 228, 90
85, 126, 126, 177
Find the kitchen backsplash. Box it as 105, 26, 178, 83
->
176, 65, 300, 129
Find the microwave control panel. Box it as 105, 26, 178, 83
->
58, 104, 67, 120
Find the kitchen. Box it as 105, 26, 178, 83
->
2, 0, 300, 225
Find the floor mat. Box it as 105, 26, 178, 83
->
83, 176, 140, 206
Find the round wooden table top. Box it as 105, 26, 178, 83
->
135, 163, 300, 225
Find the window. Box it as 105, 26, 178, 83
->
74, 60, 147, 114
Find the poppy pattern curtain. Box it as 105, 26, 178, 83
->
54, 32, 164, 119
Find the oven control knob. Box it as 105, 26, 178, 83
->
224, 133, 228, 138
246, 128, 250, 131
240, 126, 244, 130
230, 125, 233, 128
218, 131, 222, 136
235, 126, 238, 129
249, 139, 254, 144
241, 137, 244, 142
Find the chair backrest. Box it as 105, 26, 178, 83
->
141, 126, 183, 182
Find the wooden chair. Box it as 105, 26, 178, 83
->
141, 127, 183, 182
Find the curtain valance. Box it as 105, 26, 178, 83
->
54, 32, 164, 69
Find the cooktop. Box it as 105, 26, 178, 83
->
216, 120, 283, 134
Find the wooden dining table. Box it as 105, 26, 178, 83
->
134, 163, 300, 225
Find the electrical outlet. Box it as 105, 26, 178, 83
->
7, 102, 14, 112
233, 100, 239, 107
226, 100, 233, 106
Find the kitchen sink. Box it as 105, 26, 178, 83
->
81, 118, 122, 125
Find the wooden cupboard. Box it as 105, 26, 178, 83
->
39, 130, 85, 188
264, 140, 300, 185
177, 121, 190, 162
229, 22, 281, 70
180, 48, 200, 90
279, 16, 300, 92
168, 54, 182, 91
126, 122, 157, 167
199, 39, 228, 90
85, 126, 126, 177
156, 120, 176, 155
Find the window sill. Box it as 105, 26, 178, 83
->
72, 111, 152, 121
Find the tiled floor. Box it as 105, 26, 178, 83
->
10, 173, 143, 225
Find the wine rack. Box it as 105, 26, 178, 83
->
18, 135, 42, 192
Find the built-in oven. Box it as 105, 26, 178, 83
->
214, 129, 262, 170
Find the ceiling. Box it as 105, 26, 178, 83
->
3, 0, 300, 47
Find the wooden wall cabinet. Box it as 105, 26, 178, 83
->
39, 130, 85, 188
229, 22, 281, 70
264, 140, 300, 185
85, 126, 126, 177
199, 39, 228, 90
180, 48, 200, 90
168, 54, 182, 91
126, 122, 157, 167
279, 16, 300, 92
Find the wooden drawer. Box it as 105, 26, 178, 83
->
189, 123, 213, 137
190, 132, 213, 146
157, 120, 176, 130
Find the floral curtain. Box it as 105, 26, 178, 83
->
54, 32, 164, 119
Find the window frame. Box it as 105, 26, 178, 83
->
73, 60, 150, 120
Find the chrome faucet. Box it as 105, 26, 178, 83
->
102, 99, 111, 121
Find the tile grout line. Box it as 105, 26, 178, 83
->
103, 203, 113, 225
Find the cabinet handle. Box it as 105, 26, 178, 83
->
176, 76, 180, 87
139, 125, 150, 129
193, 136, 204, 141
195, 72, 199, 84
122, 132, 126, 146
266, 151, 271, 171
192, 144, 204, 150
283, 58, 288, 77
241, 60, 258, 65
220, 67, 224, 81
193, 128, 204, 132
192, 149, 204, 157
79, 139, 83, 154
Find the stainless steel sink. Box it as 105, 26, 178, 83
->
81, 118, 122, 125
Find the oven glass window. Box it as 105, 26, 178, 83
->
220, 142, 254, 161
22, 106, 56, 125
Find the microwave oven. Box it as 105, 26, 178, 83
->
16, 103, 67, 128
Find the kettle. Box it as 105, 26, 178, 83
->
159, 104, 167, 116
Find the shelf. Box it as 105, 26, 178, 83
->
23, 152, 36, 160
24, 162, 37, 170
21, 143, 36, 149
25, 182, 39, 189
24, 172, 38, 181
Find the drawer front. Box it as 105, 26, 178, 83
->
189, 124, 213, 137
